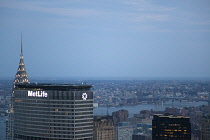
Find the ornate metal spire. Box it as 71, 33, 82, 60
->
14, 35, 30, 84
21, 34, 23, 56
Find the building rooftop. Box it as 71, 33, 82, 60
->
15, 83, 92, 91
154, 114, 190, 119
202, 115, 210, 119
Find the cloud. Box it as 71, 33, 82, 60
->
136, 7, 175, 12
122, 0, 171, 23
0, 0, 105, 17
122, 0, 210, 32
133, 14, 169, 22
124, 0, 175, 12
191, 20, 210, 25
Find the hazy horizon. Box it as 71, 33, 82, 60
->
1, 0, 210, 78
2, 76, 210, 81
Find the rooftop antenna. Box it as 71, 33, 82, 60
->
21, 33, 23, 56
106, 105, 109, 116
172, 99, 174, 108
155, 101, 158, 112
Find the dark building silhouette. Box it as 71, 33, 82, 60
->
200, 115, 210, 140
13, 84, 93, 140
208, 84, 210, 106
112, 109, 129, 126
132, 133, 151, 140
152, 114, 191, 140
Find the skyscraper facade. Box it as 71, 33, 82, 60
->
6, 109, 14, 140
8, 36, 94, 140
117, 122, 133, 140
200, 115, 210, 140
152, 114, 191, 140
208, 93, 210, 106
93, 116, 115, 140
13, 84, 93, 140
112, 109, 129, 126
6, 36, 30, 140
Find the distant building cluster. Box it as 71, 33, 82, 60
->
92, 106, 210, 140
93, 80, 210, 107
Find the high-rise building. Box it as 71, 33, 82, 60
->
13, 84, 93, 140
117, 122, 133, 140
8, 36, 94, 140
112, 109, 129, 126
93, 116, 115, 140
200, 115, 210, 140
208, 93, 210, 106
132, 133, 151, 140
6, 36, 30, 140
6, 109, 14, 140
152, 114, 191, 140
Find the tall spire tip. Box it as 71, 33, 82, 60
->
21, 33, 23, 55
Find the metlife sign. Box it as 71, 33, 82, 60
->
28, 91, 48, 97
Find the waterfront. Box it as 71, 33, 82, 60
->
93, 100, 208, 117
0, 101, 208, 139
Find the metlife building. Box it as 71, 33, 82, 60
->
13, 83, 93, 140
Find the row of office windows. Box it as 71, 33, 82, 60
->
14, 107, 93, 112
15, 127, 93, 134
14, 133, 93, 140
14, 102, 93, 108
15, 112, 93, 120
15, 99, 93, 104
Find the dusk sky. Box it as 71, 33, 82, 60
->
0, 0, 210, 79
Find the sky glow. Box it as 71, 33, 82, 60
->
0, 0, 210, 79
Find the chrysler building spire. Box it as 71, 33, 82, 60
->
14, 35, 30, 84
21, 34, 23, 56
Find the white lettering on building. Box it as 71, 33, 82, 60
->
28, 91, 48, 97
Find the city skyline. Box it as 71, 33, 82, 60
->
0, 0, 210, 79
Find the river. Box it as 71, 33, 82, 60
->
93, 100, 208, 117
